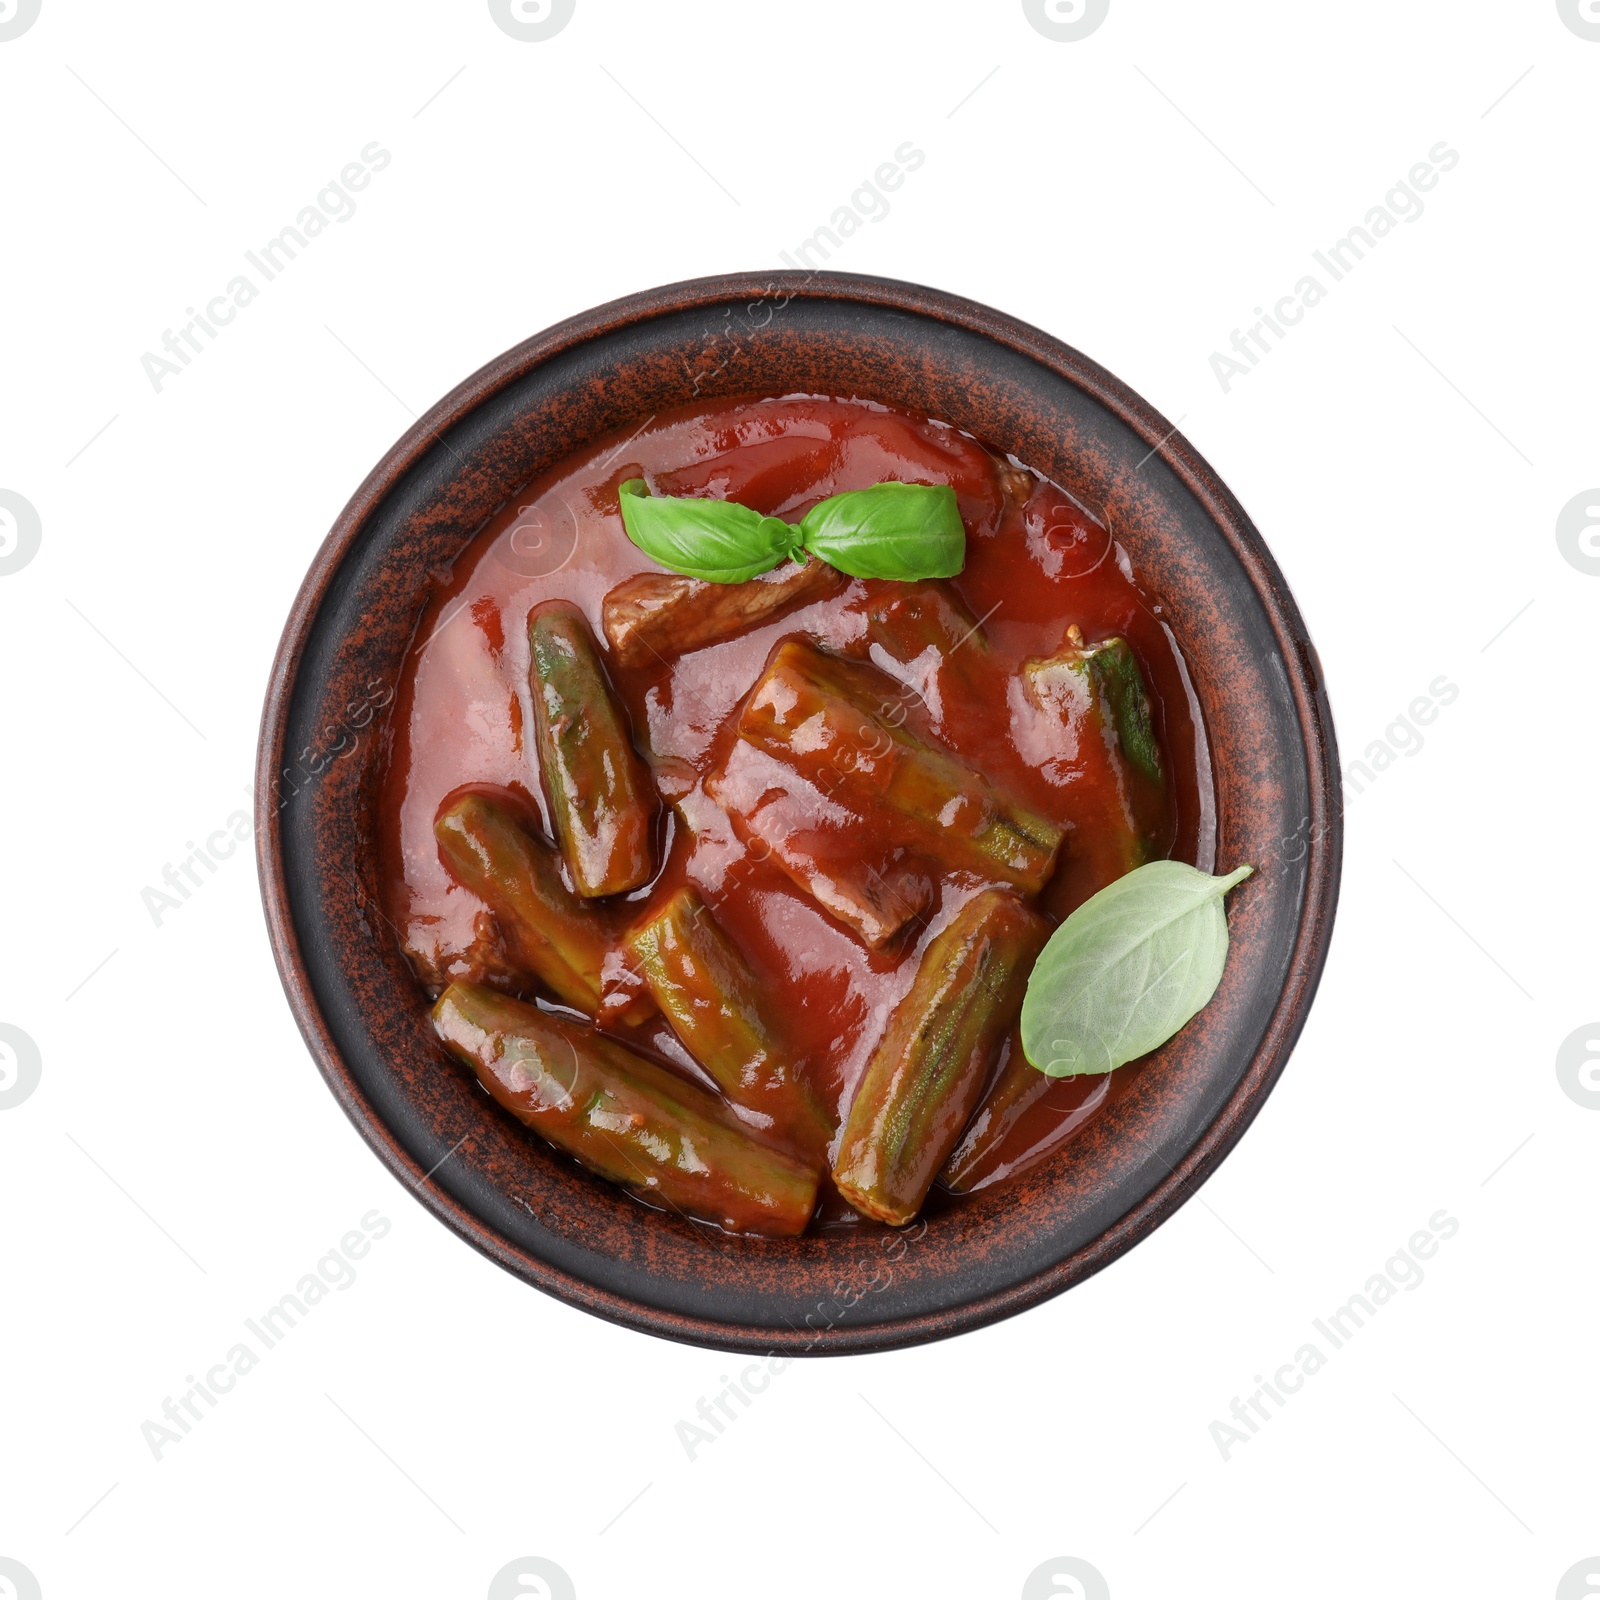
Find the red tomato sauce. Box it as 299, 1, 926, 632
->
377, 395, 1215, 1220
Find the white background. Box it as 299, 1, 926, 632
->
2, 3, 1596, 1597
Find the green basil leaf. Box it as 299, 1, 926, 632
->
1020, 861, 1253, 1077
797, 482, 965, 580
617, 479, 802, 583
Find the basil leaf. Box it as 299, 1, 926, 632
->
617, 479, 802, 583
1020, 861, 1253, 1077
797, 482, 965, 580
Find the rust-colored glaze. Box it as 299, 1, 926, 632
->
257, 272, 1342, 1355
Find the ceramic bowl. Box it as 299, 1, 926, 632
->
256, 271, 1341, 1354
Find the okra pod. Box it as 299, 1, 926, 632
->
1088, 637, 1162, 785
435, 794, 652, 1026
857, 580, 987, 721
602, 556, 844, 669
1023, 625, 1163, 883
706, 740, 934, 948
434, 983, 819, 1237
832, 889, 1049, 1226
624, 888, 833, 1160
1028, 628, 1162, 787
862, 579, 986, 666
527, 602, 656, 897
734, 640, 1062, 895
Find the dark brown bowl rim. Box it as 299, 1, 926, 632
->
256, 270, 1341, 1354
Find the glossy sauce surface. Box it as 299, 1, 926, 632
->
378, 395, 1215, 1220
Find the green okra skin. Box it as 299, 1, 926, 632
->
433, 982, 820, 1238
1022, 627, 1163, 883
434, 793, 652, 1026
832, 889, 1049, 1226
624, 888, 833, 1161
1025, 630, 1163, 788
735, 640, 1063, 897
1081, 637, 1164, 786
527, 602, 656, 898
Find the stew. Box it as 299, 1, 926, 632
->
378, 395, 1215, 1236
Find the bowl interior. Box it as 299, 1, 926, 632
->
261, 274, 1339, 1354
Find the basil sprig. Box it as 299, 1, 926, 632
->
616, 479, 803, 583
1020, 862, 1254, 1077
616, 478, 965, 583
